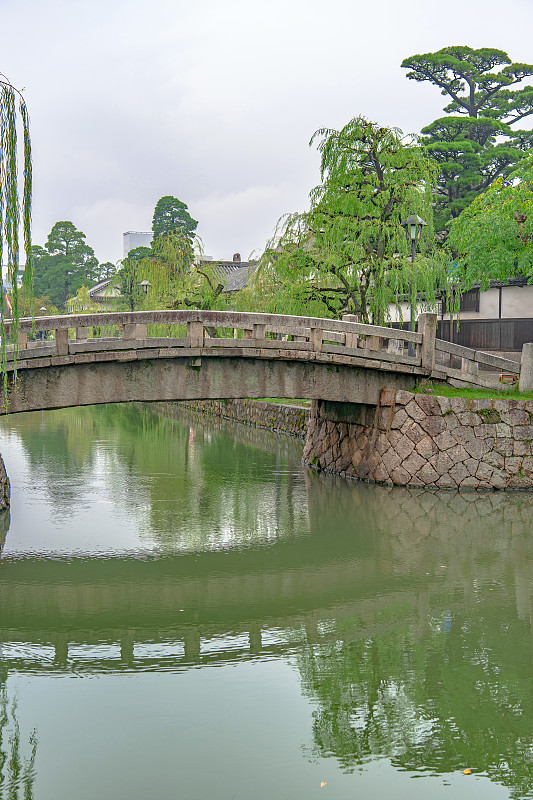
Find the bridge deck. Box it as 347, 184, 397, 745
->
0, 310, 523, 401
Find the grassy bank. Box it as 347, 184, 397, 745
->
415, 383, 533, 401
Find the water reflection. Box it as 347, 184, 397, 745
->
0, 405, 533, 798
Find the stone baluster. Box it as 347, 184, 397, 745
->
187, 320, 204, 348
417, 312, 437, 371
519, 342, 533, 392
76, 326, 88, 341
342, 314, 358, 349
366, 335, 380, 351
18, 331, 27, 350
123, 323, 147, 340
310, 327, 323, 352
461, 357, 479, 376
55, 328, 69, 356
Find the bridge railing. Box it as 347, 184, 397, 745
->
1, 309, 528, 389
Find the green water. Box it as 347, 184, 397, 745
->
0, 403, 532, 799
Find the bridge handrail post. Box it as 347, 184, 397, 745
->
310, 327, 323, 352
417, 312, 437, 372
123, 323, 147, 340
55, 328, 69, 356
187, 320, 204, 348
76, 326, 88, 341
519, 342, 533, 392
342, 315, 358, 349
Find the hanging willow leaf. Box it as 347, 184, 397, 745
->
0, 75, 32, 403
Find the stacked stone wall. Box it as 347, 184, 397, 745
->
303, 391, 533, 489
176, 399, 309, 438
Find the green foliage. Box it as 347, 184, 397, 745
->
0, 75, 33, 395
245, 117, 448, 324
152, 195, 198, 241
447, 156, 533, 286
96, 261, 118, 281
33, 221, 100, 308
402, 46, 533, 228
115, 230, 227, 312
66, 285, 101, 314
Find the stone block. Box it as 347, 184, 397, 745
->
495, 423, 512, 438
450, 397, 468, 414
456, 412, 480, 426
436, 474, 457, 488
475, 423, 497, 439
406, 423, 426, 444
395, 435, 415, 460
512, 425, 533, 440
373, 463, 390, 483
428, 452, 454, 476
388, 430, 402, 447
352, 450, 364, 470
402, 451, 426, 476
522, 456, 533, 473
436, 396, 452, 414
492, 438, 513, 457
464, 438, 488, 460
416, 436, 437, 459
415, 395, 439, 415
415, 463, 439, 484
382, 448, 401, 474
460, 476, 482, 488
484, 451, 505, 470
507, 475, 533, 488
501, 409, 530, 426
390, 466, 411, 484
390, 408, 408, 430
395, 390, 414, 406
504, 456, 523, 474
447, 444, 469, 464
476, 462, 494, 482
444, 414, 459, 431
375, 434, 390, 456
405, 400, 427, 422
490, 468, 509, 489
449, 462, 469, 484
451, 426, 476, 445
472, 398, 493, 410
463, 457, 480, 476
380, 388, 396, 407
433, 431, 456, 451
420, 416, 446, 436
514, 440, 531, 457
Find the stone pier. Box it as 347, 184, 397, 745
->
303, 390, 533, 489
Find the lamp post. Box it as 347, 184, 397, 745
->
40, 306, 46, 341
401, 215, 427, 333
139, 280, 151, 296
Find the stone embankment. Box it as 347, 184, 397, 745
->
0, 456, 9, 508
177, 399, 309, 438
303, 390, 533, 489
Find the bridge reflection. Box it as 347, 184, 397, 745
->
1, 477, 533, 678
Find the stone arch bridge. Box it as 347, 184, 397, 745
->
0, 309, 523, 415
0, 309, 527, 499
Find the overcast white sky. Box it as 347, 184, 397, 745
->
3, 0, 533, 263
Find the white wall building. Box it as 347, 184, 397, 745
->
123, 231, 153, 257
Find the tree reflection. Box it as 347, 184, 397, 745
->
300, 472, 533, 798
0, 678, 37, 799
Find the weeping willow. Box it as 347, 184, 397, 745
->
116, 229, 230, 325
0, 75, 32, 398
241, 117, 456, 324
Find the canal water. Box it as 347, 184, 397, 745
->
0, 403, 532, 799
